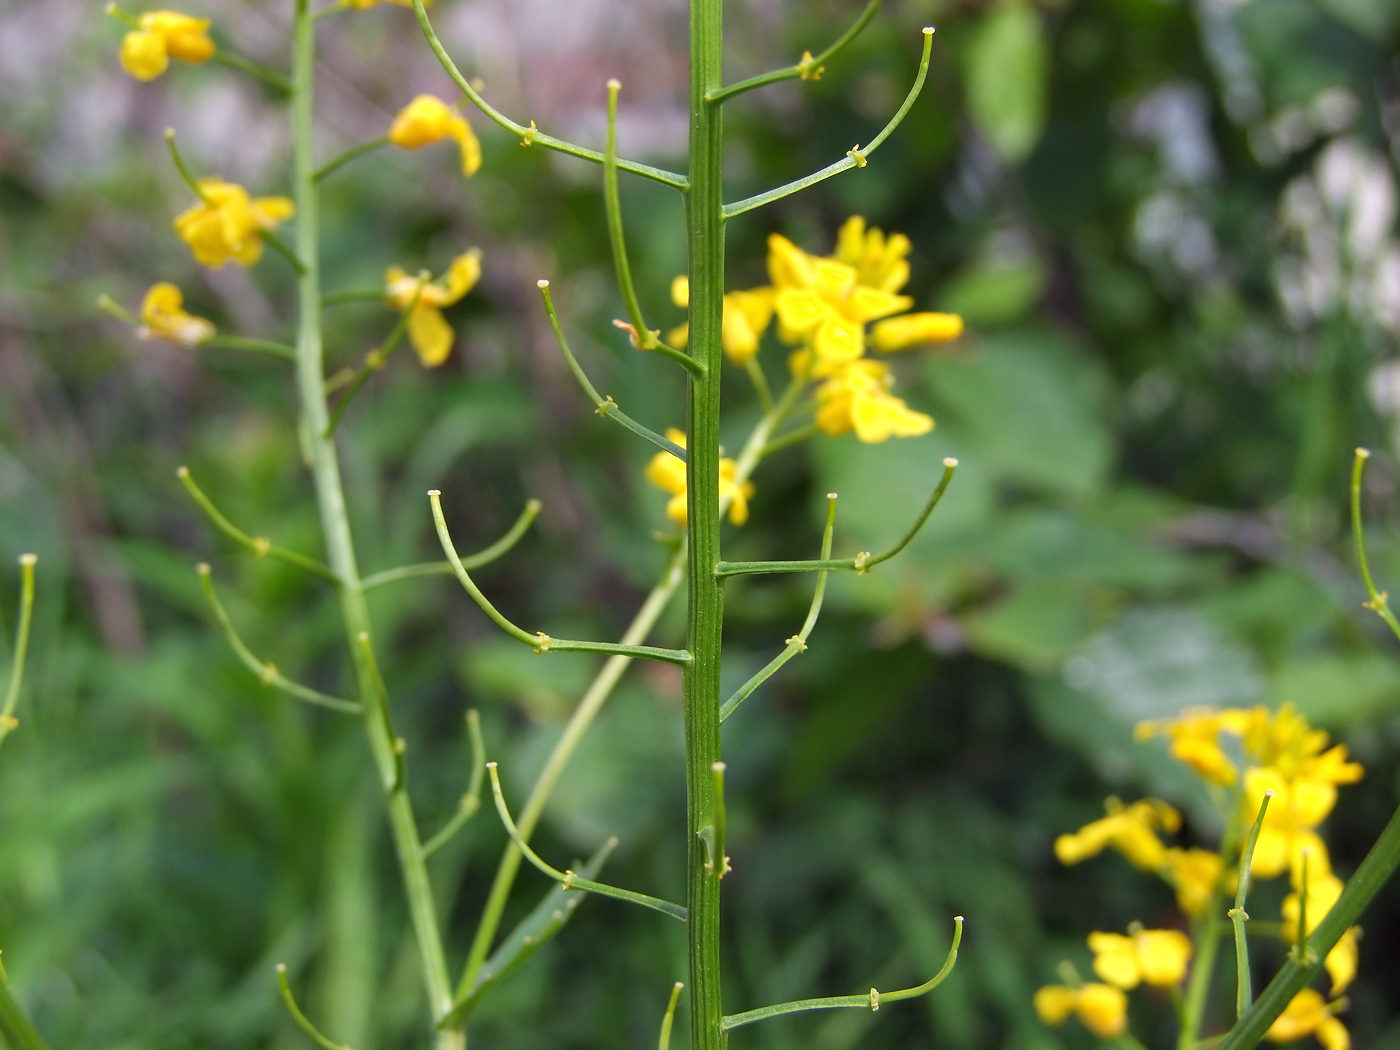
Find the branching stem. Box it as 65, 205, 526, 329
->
716, 456, 956, 576
410, 0, 688, 191
487, 764, 688, 921
722, 27, 934, 219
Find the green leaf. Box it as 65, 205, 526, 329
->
964, 581, 1098, 673
925, 329, 1113, 500
965, 2, 1048, 163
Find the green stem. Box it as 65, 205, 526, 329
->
0, 554, 37, 753
211, 50, 293, 92
1229, 792, 1272, 1019
362, 499, 541, 591
1177, 864, 1234, 1049
197, 565, 362, 714
719, 494, 836, 722
687, 0, 726, 1043
538, 281, 688, 461
314, 136, 389, 182
0, 954, 50, 1050
287, 5, 457, 1046
203, 335, 299, 360
276, 964, 351, 1050
1350, 449, 1400, 638
722, 917, 962, 1030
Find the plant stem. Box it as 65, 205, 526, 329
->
287, 4, 457, 1047
687, 0, 725, 1043
0, 954, 49, 1050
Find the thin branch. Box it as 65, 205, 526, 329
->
321, 288, 387, 308
723, 27, 934, 220
745, 357, 774, 413
487, 764, 688, 921
165, 127, 206, 199
537, 281, 687, 461
410, 0, 688, 191
196, 565, 361, 714
720, 494, 836, 722
716, 456, 955, 577
422, 709, 488, 859
202, 335, 299, 361
314, 136, 389, 182
658, 982, 685, 1050
706, 0, 884, 104
442, 838, 618, 1025
363, 499, 541, 591
0, 555, 37, 753
603, 81, 705, 378
276, 964, 352, 1050
177, 466, 340, 584
431, 490, 691, 665
722, 916, 963, 1031
261, 229, 309, 275
761, 422, 819, 458
210, 50, 292, 91
353, 632, 404, 792
1351, 448, 1400, 640
1229, 791, 1272, 1019
324, 283, 423, 438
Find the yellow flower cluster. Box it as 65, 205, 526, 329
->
667, 217, 963, 443
388, 96, 482, 177
173, 178, 294, 269
644, 430, 753, 528
384, 250, 482, 367
1036, 925, 1192, 1038
118, 9, 215, 81
1040, 704, 1364, 1047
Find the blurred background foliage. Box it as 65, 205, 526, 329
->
1, 0, 1400, 1046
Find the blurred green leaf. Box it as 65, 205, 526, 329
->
964, 2, 1049, 163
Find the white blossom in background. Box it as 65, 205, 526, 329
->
1275, 137, 1400, 334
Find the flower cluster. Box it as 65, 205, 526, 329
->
668, 217, 963, 443
1038, 704, 1364, 1048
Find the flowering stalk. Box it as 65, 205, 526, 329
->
286, 3, 457, 1047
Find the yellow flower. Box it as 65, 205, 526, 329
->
1266, 989, 1349, 1050
644, 429, 753, 527
1088, 928, 1192, 989
384, 249, 482, 367
1054, 797, 1180, 871
136, 283, 214, 345
813, 359, 933, 443
1135, 706, 1254, 786
388, 95, 481, 177
870, 311, 964, 352
667, 277, 775, 365
173, 178, 294, 269
1162, 847, 1225, 917
1034, 983, 1128, 1039
1323, 928, 1359, 999
119, 10, 215, 81
345, 0, 429, 8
